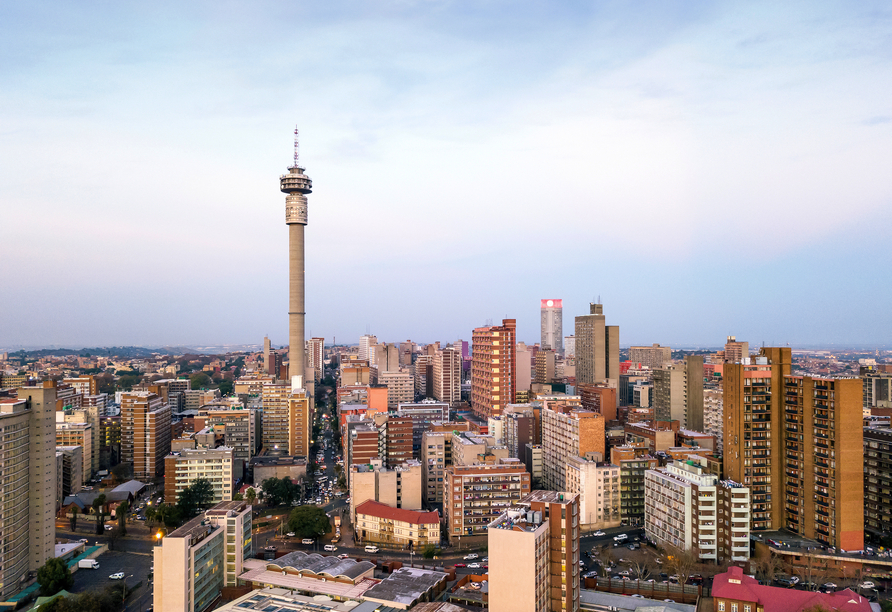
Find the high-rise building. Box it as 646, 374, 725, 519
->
444, 459, 531, 544
652, 356, 704, 430
534, 349, 555, 385
433, 347, 461, 405
564, 335, 576, 358
723, 336, 749, 363
861, 366, 892, 414
205, 409, 259, 468
260, 384, 310, 456
566, 456, 621, 530
503, 407, 538, 460
55, 417, 92, 484
164, 447, 234, 504
611, 445, 658, 526
359, 335, 377, 361
348, 459, 422, 523
414, 354, 433, 397
379, 370, 413, 409
578, 382, 617, 422
541, 404, 605, 492
488, 490, 580, 612
121, 391, 172, 480
724, 347, 863, 550
574, 303, 619, 387
154, 500, 252, 612
471, 319, 517, 419
0, 385, 56, 600
540, 299, 563, 353
703, 388, 724, 454
628, 344, 672, 369
864, 426, 892, 535
56, 445, 84, 500
644, 456, 750, 564
307, 337, 324, 383
280, 129, 312, 388
515, 342, 533, 398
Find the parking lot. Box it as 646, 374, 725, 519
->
68, 549, 154, 611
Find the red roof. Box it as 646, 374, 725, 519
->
713, 566, 872, 612
355, 500, 440, 525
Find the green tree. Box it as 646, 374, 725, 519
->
233, 493, 244, 501
69, 505, 78, 532
245, 487, 257, 505
145, 506, 157, 529
37, 557, 74, 596
92, 494, 107, 535
218, 379, 234, 396
116, 375, 140, 391
422, 544, 440, 559
190, 372, 212, 389
176, 477, 214, 519
116, 501, 128, 536
287, 505, 331, 540
110, 462, 132, 482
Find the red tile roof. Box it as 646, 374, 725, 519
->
355, 500, 440, 525
713, 566, 872, 612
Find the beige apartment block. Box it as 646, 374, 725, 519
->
433, 347, 461, 405
704, 388, 724, 454
307, 337, 324, 382
566, 456, 621, 530
348, 459, 422, 524
422, 431, 449, 505
0, 385, 57, 600
415, 354, 433, 395
379, 370, 413, 409
56, 445, 84, 499
574, 303, 619, 387
629, 344, 672, 369
451, 431, 508, 467
488, 491, 581, 612
354, 500, 440, 549
55, 417, 92, 484
164, 447, 234, 504
154, 500, 253, 612
57, 405, 101, 475
261, 383, 309, 456
444, 459, 530, 544
541, 405, 605, 492
121, 391, 172, 480
204, 409, 259, 465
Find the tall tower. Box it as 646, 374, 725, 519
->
280, 127, 312, 389
540, 299, 563, 353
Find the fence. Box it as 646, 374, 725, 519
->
585, 576, 702, 603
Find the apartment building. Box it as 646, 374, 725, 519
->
348, 459, 422, 523
611, 445, 658, 526
121, 391, 172, 480
471, 319, 517, 420
260, 384, 310, 456
164, 447, 234, 504
725, 347, 863, 550
629, 344, 672, 370
644, 457, 751, 564
444, 459, 530, 544
865, 426, 892, 535
0, 385, 56, 601
55, 417, 92, 484
578, 382, 617, 422
541, 405, 605, 492
433, 347, 461, 405
99, 415, 121, 469
703, 388, 724, 454
56, 445, 84, 499
307, 337, 324, 382
354, 500, 440, 549
566, 456, 621, 530
421, 431, 449, 506
574, 303, 619, 387
451, 431, 508, 467
502, 406, 538, 460
524, 443, 543, 488
488, 490, 580, 612
534, 349, 555, 385
204, 408, 259, 467
154, 500, 252, 612
379, 370, 414, 409
397, 402, 450, 457
723, 336, 749, 363
415, 354, 433, 397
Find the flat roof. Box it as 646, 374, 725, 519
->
206, 500, 248, 516
362, 566, 448, 606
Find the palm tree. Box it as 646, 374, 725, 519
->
69, 506, 78, 532
245, 488, 257, 505
92, 495, 107, 535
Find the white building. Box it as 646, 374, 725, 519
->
566, 456, 622, 530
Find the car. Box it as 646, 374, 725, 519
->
593, 530, 605, 537
482, 557, 488, 563
338, 553, 351, 559
467, 563, 481, 569
302, 538, 314, 544
631, 594, 645, 599
323, 544, 337, 552
614, 533, 628, 542
859, 581, 876, 590
104, 524, 114, 531
78, 538, 89, 543
664, 599, 676, 603
821, 583, 837, 592
453, 563, 466, 568
464, 553, 479, 560
286, 532, 295, 538
109, 572, 125, 580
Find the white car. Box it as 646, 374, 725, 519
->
109, 572, 125, 580
286, 532, 295, 538
859, 581, 876, 590
464, 553, 479, 560
301, 538, 314, 545
467, 563, 481, 569
324, 544, 338, 552
104, 524, 113, 531
632, 594, 645, 599
593, 530, 606, 537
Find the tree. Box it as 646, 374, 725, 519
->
107, 526, 122, 551
595, 546, 615, 577
422, 544, 440, 559
145, 506, 157, 529
751, 553, 784, 584
630, 558, 652, 581
190, 372, 212, 389
37, 557, 74, 596
218, 379, 234, 396
245, 488, 257, 505
69, 506, 78, 532
116, 501, 128, 536
176, 477, 215, 519
665, 545, 698, 586
110, 462, 132, 482
93, 494, 107, 535
233, 493, 244, 501
287, 505, 331, 540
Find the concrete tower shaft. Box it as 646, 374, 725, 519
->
280, 163, 312, 388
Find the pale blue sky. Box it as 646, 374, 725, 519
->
2, 1, 890, 349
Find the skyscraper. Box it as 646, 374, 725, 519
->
307, 337, 324, 382
280, 128, 312, 388
574, 302, 619, 387
540, 298, 563, 353
471, 319, 516, 419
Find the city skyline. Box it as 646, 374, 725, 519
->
2, 2, 891, 348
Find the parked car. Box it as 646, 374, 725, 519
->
104, 524, 113, 531
467, 563, 481, 569
323, 544, 337, 552
774, 575, 799, 587
454, 563, 467, 568
593, 530, 605, 537
859, 581, 876, 590
109, 572, 125, 580
286, 532, 295, 538
821, 583, 837, 592
364, 546, 380, 554
464, 553, 479, 560
613, 533, 628, 542
338, 554, 351, 559
302, 538, 314, 545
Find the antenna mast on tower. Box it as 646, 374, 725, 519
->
291, 126, 300, 169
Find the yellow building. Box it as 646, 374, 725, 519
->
355, 499, 440, 549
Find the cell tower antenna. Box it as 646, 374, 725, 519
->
291, 126, 300, 169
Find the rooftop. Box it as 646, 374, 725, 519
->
362, 566, 448, 607
355, 500, 440, 525
168, 514, 217, 541
521, 490, 576, 504
206, 500, 249, 516
216, 588, 395, 612
713, 566, 871, 612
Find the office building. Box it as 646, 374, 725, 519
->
628, 344, 672, 369
515, 343, 533, 397
471, 319, 517, 420
433, 347, 461, 406
652, 357, 704, 430
723, 336, 749, 363
534, 349, 555, 385
564, 335, 575, 358
164, 447, 234, 504
444, 459, 530, 544
354, 500, 440, 549
540, 298, 563, 353
261, 384, 310, 456
862, 366, 892, 413
541, 404, 605, 492
503, 407, 538, 460
0, 385, 56, 600
359, 334, 378, 360
724, 347, 863, 550
415, 354, 433, 397
578, 382, 617, 422
574, 303, 619, 387
566, 456, 621, 530
121, 391, 172, 480
154, 500, 252, 612
488, 490, 580, 612
645, 457, 750, 563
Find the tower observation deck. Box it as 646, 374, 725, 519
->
280, 129, 312, 390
